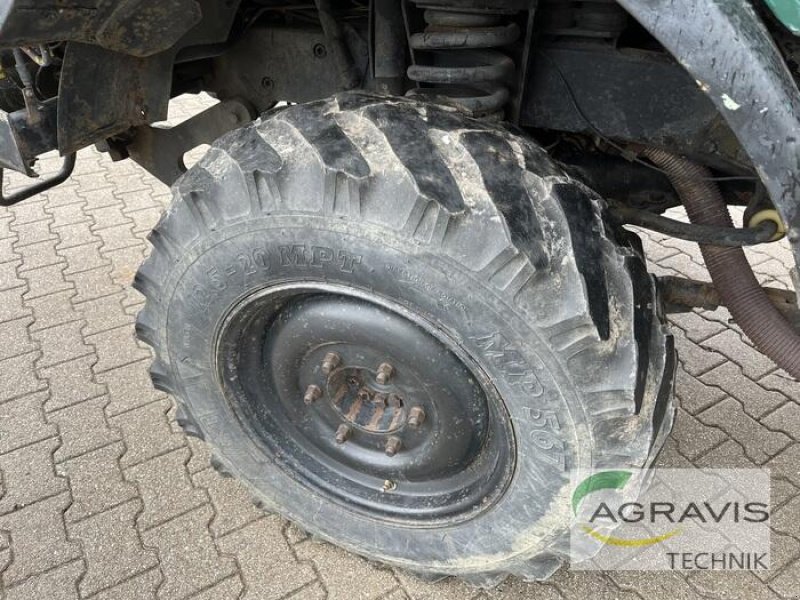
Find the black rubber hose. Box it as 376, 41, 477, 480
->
641, 148, 800, 378
611, 204, 777, 247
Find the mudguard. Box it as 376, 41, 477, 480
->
619, 0, 800, 267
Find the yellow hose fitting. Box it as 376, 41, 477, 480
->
748, 209, 786, 242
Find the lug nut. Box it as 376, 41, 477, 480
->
335, 424, 351, 444
384, 436, 402, 457
376, 362, 394, 384
407, 407, 426, 427
303, 384, 322, 404
321, 352, 341, 375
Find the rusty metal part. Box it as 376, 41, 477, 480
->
384, 436, 402, 457
303, 384, 322, 405
321, 352, 341, 375
376, 363, 394, 385
335, 424, 351, 444
658, 276, 800, 328
126, 98, 254, 185
407, 407, 426, 428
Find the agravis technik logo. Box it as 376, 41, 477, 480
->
569, 468, 771, 571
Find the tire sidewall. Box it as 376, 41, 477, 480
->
163, 213, 590, 570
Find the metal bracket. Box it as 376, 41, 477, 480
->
0, 153, 76, 207
126, 98, 254, 186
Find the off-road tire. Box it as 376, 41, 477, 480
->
134, 93, 674, 586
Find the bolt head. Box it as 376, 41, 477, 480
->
335, 424, 351, 444
407, 406, 425, 427
376, 362, 394, 384
321, 352, 341, 375
303, 384, 322, 404
384, 436, 402, 457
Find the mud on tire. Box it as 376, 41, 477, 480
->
134, 93, 674, 586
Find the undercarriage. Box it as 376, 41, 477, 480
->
1, 0, 798, 584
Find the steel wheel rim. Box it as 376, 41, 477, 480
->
215, 282, 515, 525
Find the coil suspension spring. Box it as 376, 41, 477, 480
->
407, 3, 521, 119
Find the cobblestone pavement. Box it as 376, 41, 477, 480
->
0, 94, 798, 600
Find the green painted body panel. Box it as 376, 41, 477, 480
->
766, 0, 800, 35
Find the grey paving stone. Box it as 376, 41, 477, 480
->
97, 359, 165, 417
700, 361, 789, 419
111, 398, 185, 468
296, 538, 398, 600
0, 287, 31, 323
0, 391, 56, 454
31, 320, 93, 368
189, 575, 244, 600
670, 407, 728, 461
0, 437, 67, 515
0, 492, 82, 586
767, 443, 800, 488
285, 581, 328, 600
762, 402, 800, 441
88, 567, 162, 600
87, 204, 133, 229
697, 397, 792, 464
11, 219, 55, 248
26, 289, 81, 332
40, 354, 106, 412
125, 447, 207, 531
218, 517, 318, 600
59, 441, 137, 522
60, 241, 109, 274
0, 236, 19, 263
87, 323, 151, 373
15, 239, 64, 273
549, 571, 643, 600
141, 504, 238, 600
701, 329, 778, 380
8, 200, 48, 226
609, 572, 704, 600
4, 558, 83, 600
0, 316, 36, 361
54, 219, 100, 250
0, 260, 24, 291
49, 395, 120, 462
395, 569, 485, 600
67, 498, 159, 597
20, 263, 72, 300
687, 571, 783, 600
193, 467, 264, 537
75, 291, 133, 336
769, 558, 800, 599
66, 265, 122, 303
47, 201, 90, 227
0, 351, 46, 403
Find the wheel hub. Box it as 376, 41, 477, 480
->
216, 284, 515, 523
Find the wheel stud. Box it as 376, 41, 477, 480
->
335, 424, 351, 444
376, 362, 394, 384
382, 479, 396, 492
321, 352, 341, 375
407, 406, 425, 427
303, 384, 322, 404
384, 436, 401, 457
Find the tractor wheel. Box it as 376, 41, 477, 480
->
134, 93, 674, 586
